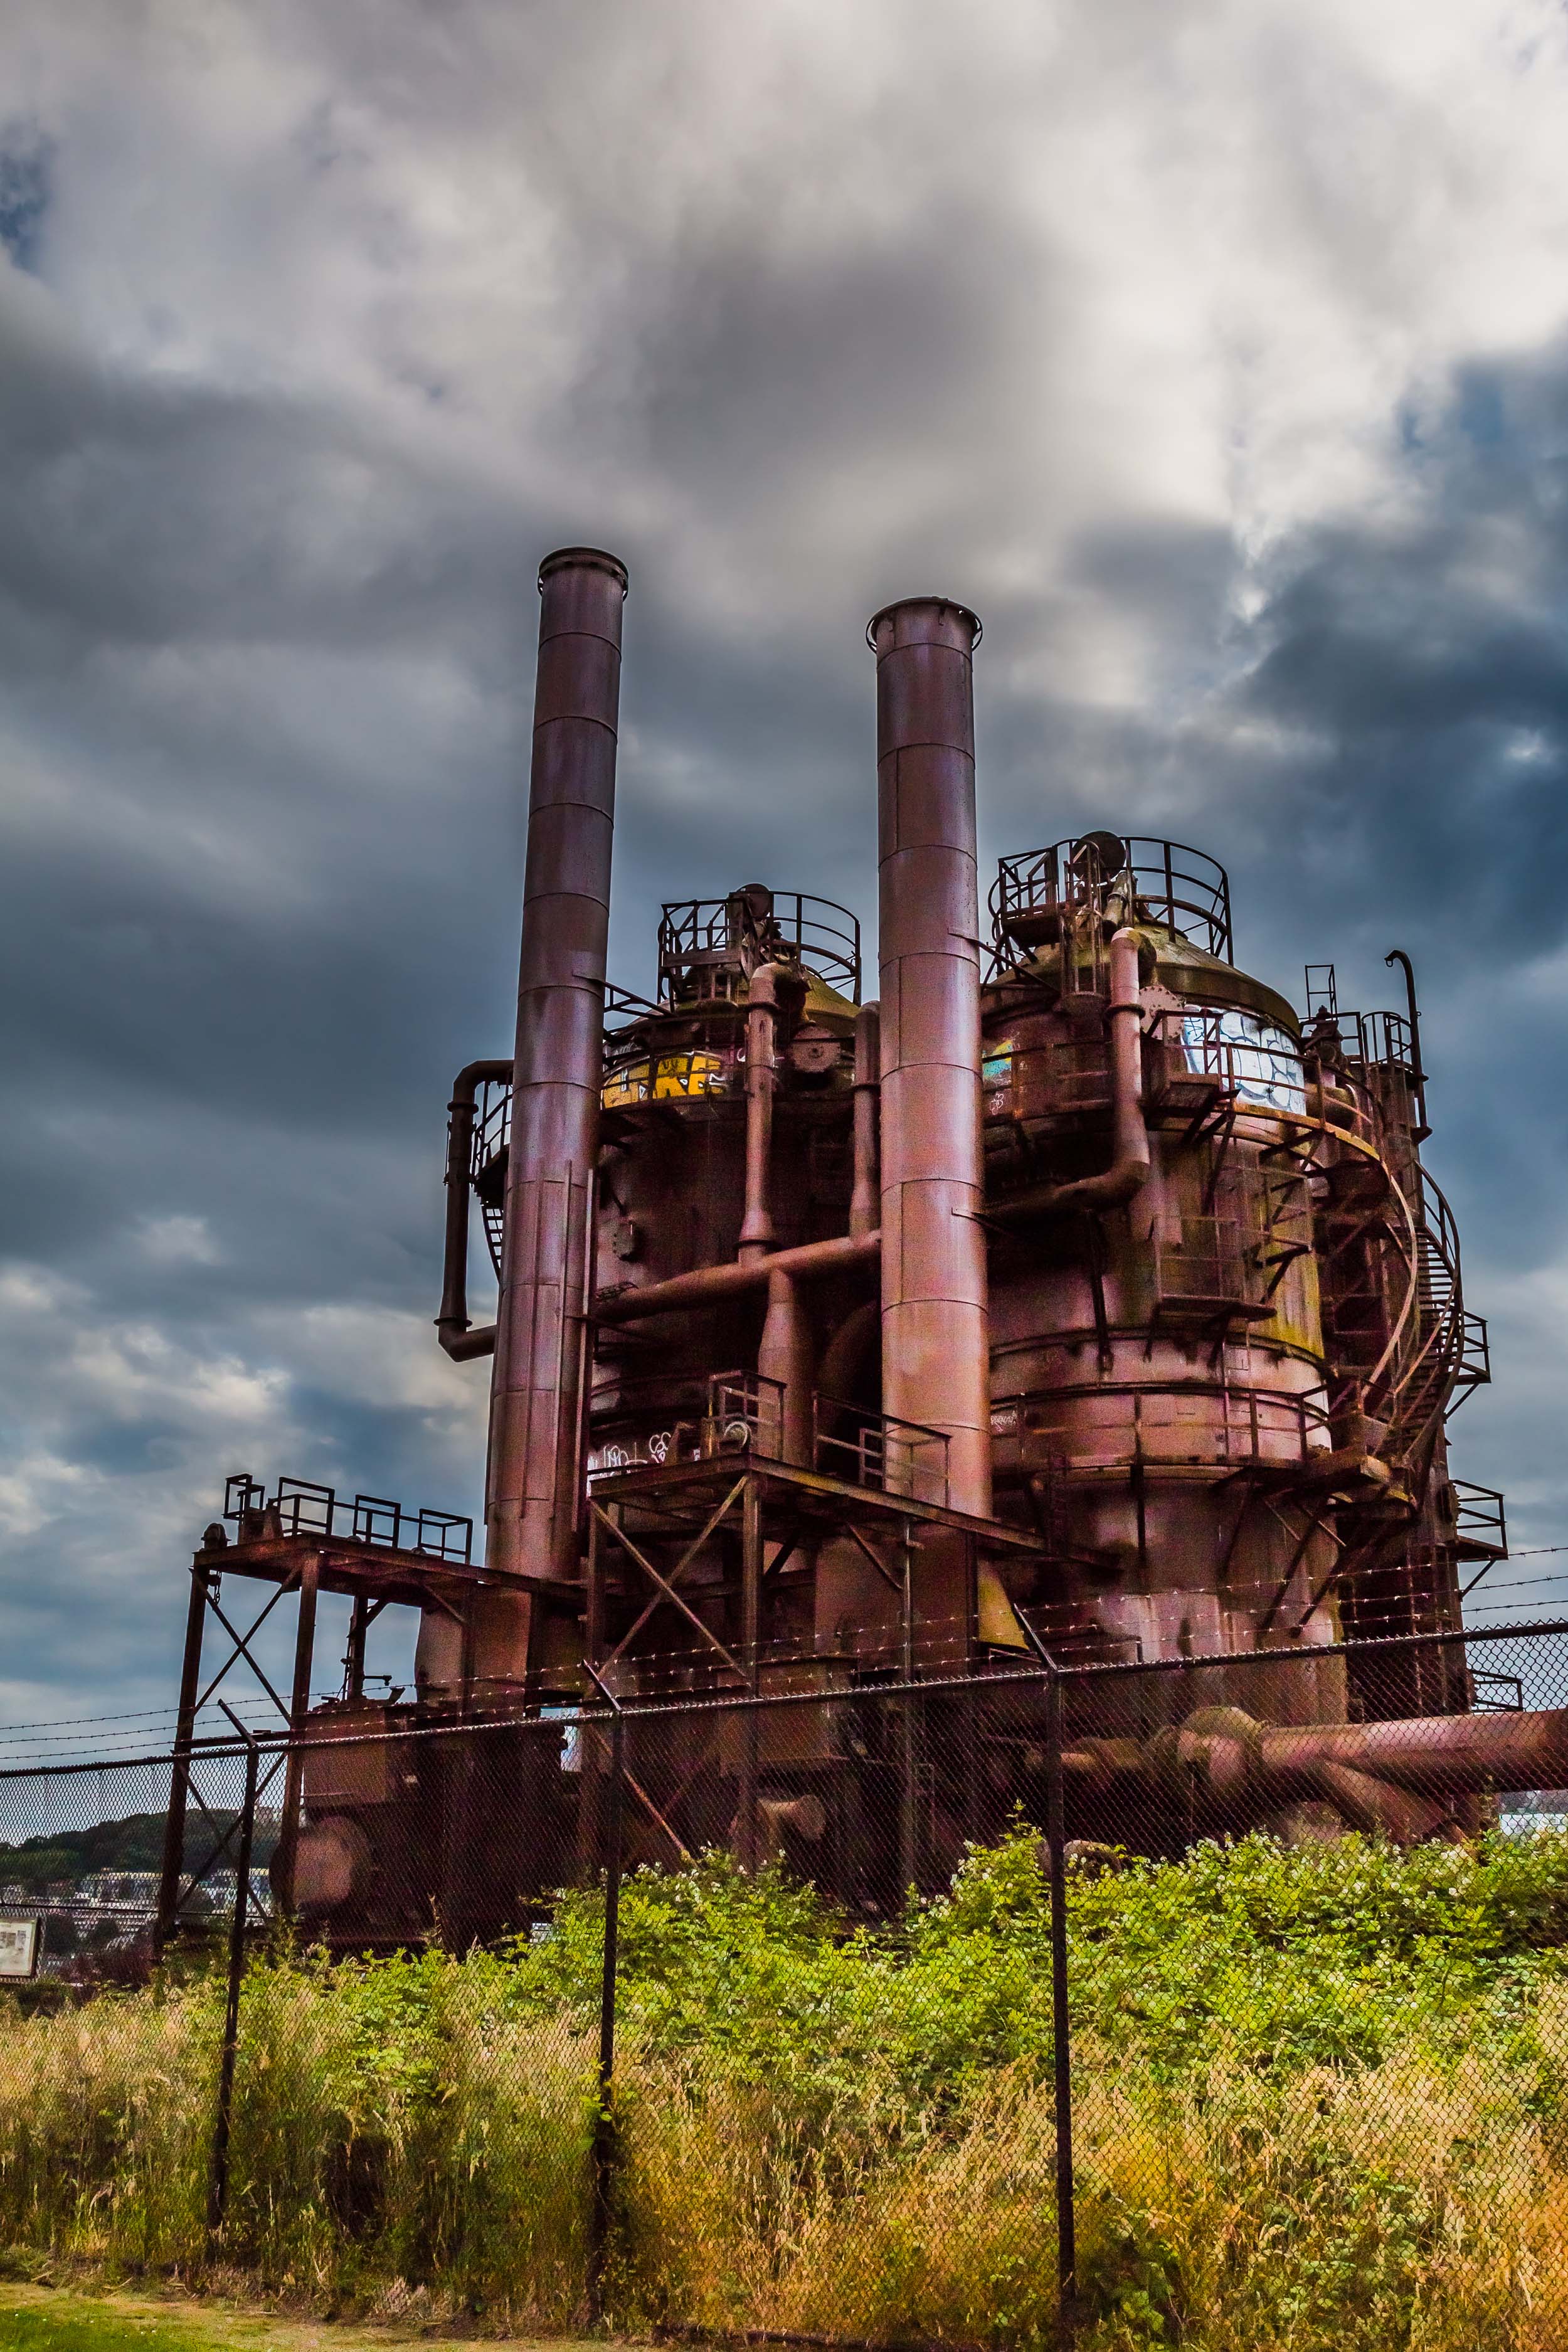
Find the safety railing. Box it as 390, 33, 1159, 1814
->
812, 1396, 951, 1507
1456, 1308, 1492, 1394
991, 1382, 1335, 1474
1149, 1005, 1307, 1119
470, 1073, 511, 1176
992, 835, 1232, 963
586, 1372, 787, 1480
222, 1475, 474, 1564
1452, 1479, 1508, 1562
657, 890, 861, 1002
586, 1376, 951, 1507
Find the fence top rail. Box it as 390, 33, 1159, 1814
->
0, 1731, 271, 1783
6, 1618, 1568, 1779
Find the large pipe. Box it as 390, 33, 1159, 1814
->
758, 1267, 813, 1465
869, 597, 991, 1518
597, 1229, 878, 1325
437, 1059, 513, 1359
850, 1001, 881, 1242
739, 963, 792, 1261
487, 548, 628, 1614
1063, 1700, 1568, 1840
987, 928, 1150, 1226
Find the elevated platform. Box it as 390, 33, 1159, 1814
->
588, 1450, 1045, 1554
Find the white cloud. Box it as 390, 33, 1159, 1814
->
136, 1213, 221, 1266
3, 0, 1568, 1718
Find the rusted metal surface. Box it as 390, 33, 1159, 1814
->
487, 548, 629, 1646
167, 553, 1540, 1950
869, 596, 992, 1520
985, 927, 1148, 1223
1063, 1698, 1568, 1842
595, 1229, 878, 1323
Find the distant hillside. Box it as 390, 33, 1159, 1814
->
0, 1811, 277, 1896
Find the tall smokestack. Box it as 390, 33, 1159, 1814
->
485, 548, 628, 1636
869, 596, 991, 1520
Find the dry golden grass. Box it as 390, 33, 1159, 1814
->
9, 1834, 1568, 2346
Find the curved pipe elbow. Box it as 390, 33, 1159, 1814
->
1029, 1156, 1151, 1219
440, 1321, 497, 1362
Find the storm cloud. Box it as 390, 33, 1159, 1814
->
3, 0, 1568, 1736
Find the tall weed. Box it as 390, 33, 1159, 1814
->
4, 1828, 1568, 2344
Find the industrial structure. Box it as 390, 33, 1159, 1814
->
159, 548, 1559, 1946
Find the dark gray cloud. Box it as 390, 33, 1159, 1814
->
3, 0, 1568, 1732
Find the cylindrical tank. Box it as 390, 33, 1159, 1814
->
981, 835, 1340, 1707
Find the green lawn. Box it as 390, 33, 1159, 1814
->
0, 2287, 601, 2352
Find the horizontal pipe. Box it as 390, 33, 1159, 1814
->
436, 1059, 514, 1359
1063, 1700, 1568, 1833
445, 1323, 500, 1362
446, 1227, 879, 1356
1257, 1707, 1568, 1795
596, 1231, 880, 1325
988, 928, 1150, 1226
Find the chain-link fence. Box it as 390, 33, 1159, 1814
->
5, 1626, 1568, 2341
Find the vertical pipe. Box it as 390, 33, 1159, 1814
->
850, 1001, 881, 1242
758, 1268, 812, 1464
869, 598, 991, 1519
208, 1734, 258, 2245
1047, 1670, 1076, 2328
739, 973, 781, 1261
488, 549, 629, 1627
746, 963, 810, 1458
1385, 947, 1429, 1139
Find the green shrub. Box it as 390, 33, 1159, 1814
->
6, 1828, 1568, 2344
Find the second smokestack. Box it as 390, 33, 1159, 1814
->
869, 596, 991, 1520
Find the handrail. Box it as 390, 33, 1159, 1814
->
218, 1473, 473, 1564
812, 1394, 950, 1507
585, 1374, 951, 1508
991, 835, 1232, 963
657, 890, 861, 1002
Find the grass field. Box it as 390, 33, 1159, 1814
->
0, 2281, 597, 2352
6, 1827, 1568, 2347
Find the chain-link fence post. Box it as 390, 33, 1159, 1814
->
1046, 1664, 1076, 2340
588, 1693, 625, 2321
206, 1730, 259, 2247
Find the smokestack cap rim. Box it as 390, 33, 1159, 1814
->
866, 596, 982, 653
538, 546, 630, 596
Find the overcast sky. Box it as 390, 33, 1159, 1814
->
3, 0, 1567, 1742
